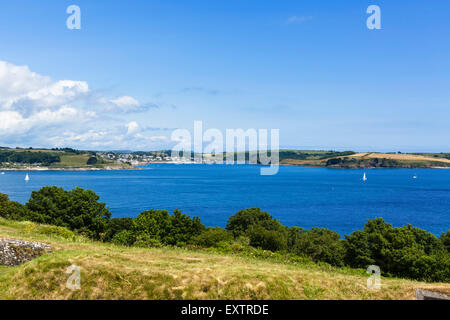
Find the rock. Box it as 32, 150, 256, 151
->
416, 289, 450, 300
0, 239, 52, 266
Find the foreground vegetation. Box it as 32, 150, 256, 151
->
1, 187, 449, 285
1, 218, 450, 300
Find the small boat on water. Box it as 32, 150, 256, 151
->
25, 173, 30, 181
362, 172, 367, 182
1, 172, 4, 175
413, 175, 417, 179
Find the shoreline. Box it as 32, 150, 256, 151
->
0, 166, 141, 172
2, 163, 450, 171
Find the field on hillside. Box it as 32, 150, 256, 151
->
0, 148, 131, 170
53, 154, 91, 167
1, 218, 449, 300
280, 151, 450, 168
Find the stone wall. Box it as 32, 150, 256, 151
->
0, 239, 52, 266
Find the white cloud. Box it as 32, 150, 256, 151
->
0, 60, 166, 149
111, 96, 140, 111
0, 61, 51, 99
4, 80, 89, 110
0, 106, 82, 134
48, 128, 170, 150
126, 121, 140, 135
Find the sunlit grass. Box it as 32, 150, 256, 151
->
1, 218, 449, 300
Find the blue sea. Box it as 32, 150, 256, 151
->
0, 164, 449, 236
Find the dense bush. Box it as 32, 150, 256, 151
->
0, 193, 30, 220
247, 225, 288, 252
104, 217, 134, 242
112, 230, 136, 246
290, 227, 346, 266
132, 209, 205, 246
36, 225, 75, 240
441, 231, 450, 253
226, 207, 284, 237
25, 186, 111, 239
344, 218, 450, 281
191, 227, 234, 248
87, 157, 98, 165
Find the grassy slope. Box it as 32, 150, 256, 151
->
1, 219, 449, 300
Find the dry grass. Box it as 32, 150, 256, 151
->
0, 220, 449, 300
281, 152, 450, 167
350, 153, 450, 164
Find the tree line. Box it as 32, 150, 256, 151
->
0, 151, 61, 165
1, 186, 449, 282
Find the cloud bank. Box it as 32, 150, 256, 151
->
0, 61, 170, 150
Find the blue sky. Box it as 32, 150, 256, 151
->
0, 0, 449, 151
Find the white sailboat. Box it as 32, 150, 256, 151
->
1, 172, 4, 175
362, 172, 367, 182
25, 173, 30, 181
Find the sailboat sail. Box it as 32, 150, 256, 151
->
25, 174, 30, 181
363, 173, 367, 181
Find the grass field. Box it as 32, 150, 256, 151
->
52, 154, 92, 167
1, 218, 449, 300
280, 151, 450, 168
350, 153, 450, 164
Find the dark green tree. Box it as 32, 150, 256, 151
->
441, 231, 450, 253
26, 186, 111, 239
0, 193, 30, 220
104, 217, 134, 242
226, 207, 283, 237
292, 227, 346, 266
247, 225, 288, 252
87, 157, 98, 165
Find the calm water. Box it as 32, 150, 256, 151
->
0, 164, 449, 236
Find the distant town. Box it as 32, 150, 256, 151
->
1, 146, 450, 170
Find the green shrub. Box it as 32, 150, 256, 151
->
191, 227, 233, 248
0, 193, 30, 221
247, 225, 288, 252
168, 209, 206, 245
104, 217, 134, 242
441, 231, 450, 253
226, 207, 284, 237
291, 227, 346, 266
344, 218, 450, 281
87, 157, 98, 165
37, 225, 75, 239
112, 230, 136, 246
133, 234, 163, 248
26, 186, 111, 240
132, 209, 205, 245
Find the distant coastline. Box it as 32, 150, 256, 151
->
1, 148, 450, 170
0, 166, 140, 172
3, 162, 450, 171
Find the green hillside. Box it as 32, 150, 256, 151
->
1, 218, 450, 300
